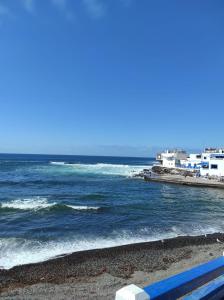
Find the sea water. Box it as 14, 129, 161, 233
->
1, 154, 224, 269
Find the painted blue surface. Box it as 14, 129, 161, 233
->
180, 165, 201, 170
183, 275, 224, 300
144, 256, 224, 300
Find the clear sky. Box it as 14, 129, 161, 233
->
0, 0, 224, 156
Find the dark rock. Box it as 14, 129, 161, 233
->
151, 166, 195, 177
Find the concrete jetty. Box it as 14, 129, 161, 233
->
144, 174, 224, 189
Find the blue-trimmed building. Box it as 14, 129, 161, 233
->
200, 148, 224, 177
156, 148, 224, 178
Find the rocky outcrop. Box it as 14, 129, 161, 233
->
151, 165, 196, 177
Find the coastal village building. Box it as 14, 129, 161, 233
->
156, 150, 188, 168
200, 148, 224, 177
182, 154, 202, 169
156, 148, 224, 177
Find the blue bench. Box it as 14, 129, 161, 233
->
115, 256, 224, 300
183, 275, 224, 300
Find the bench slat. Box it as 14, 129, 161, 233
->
183, 274, 224, 300
143, 256, 224, 300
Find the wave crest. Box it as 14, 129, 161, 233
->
0, 233, 168, 269
0, 225, 221, 269
50, 162, 149, 177
1, 197, 55, 211
0, 197, 100, 212
66, 205, 100, 210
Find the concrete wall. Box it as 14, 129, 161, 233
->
160, 151, 187, 168
162, 158, 176, 168
200, 159, 224, 177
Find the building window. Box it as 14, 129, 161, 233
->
196, 155, 201, 159
211, 164, 218, 169
204, 157, 207, 159
202, 164, 209, 169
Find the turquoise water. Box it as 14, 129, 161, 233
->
1, 154, 224, 269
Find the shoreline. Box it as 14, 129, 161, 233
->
142, 165, 224, 189
144, 173, 224, 188
1, 233, 224, 298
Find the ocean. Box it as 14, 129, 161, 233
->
1, 154, 224, 269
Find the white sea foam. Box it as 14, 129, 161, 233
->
67, 205, 100, 210
0, 234, 170, 269
50, 161, 66, 165
0, 198, 100, 211
0, 225, 221, 269
1, 197, 56, 211
50, 162, 150, 177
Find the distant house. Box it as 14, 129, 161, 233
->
156, 149, 188, 168
200, 148, 224, 177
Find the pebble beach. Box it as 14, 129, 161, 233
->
1, 233, 224, 299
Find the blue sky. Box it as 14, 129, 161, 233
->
0, 0, 224, 156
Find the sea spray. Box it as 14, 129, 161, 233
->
50, 162, 149, 177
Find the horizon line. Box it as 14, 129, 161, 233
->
0, 152, 153, 159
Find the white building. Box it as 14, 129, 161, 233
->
156, 150, 188, 168
181, 154, 202, 169
200, 148, 224, 177
156, 148, 224, 177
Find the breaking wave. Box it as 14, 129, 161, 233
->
66, 205, 100, 210
0, 236, 151, 269
50, 161, 66, 165
0, 197, 100, 212
50, 162, 149, 177
1, 197, 55, 210
0, 224, 221, 269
